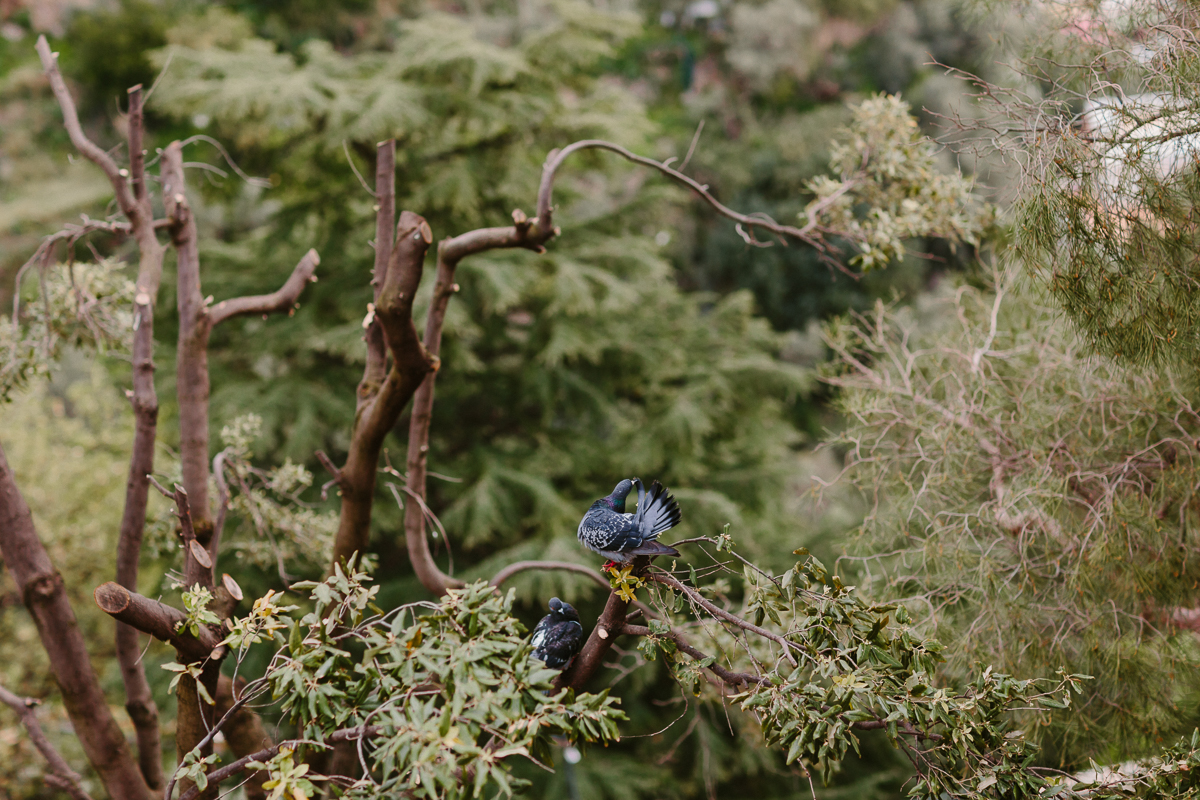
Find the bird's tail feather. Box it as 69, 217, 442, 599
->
628, 540, 681, 558
637, 480, 682, 539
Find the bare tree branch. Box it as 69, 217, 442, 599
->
0, 443, 153, 800
0, 683, 96, 800
208, 249, 320, 327
357, 140, 394, 417
35, 36, 141, 227
329, 208, 438, 571
163, 142, 213, 538
112, 83, 168, 793
94, 582, 222, 662
535, 139, 825, 250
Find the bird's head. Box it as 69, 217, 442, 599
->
548, 597, 580, 622
608, 478, 636, 512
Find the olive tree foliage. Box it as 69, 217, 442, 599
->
0, 16, 1152, 800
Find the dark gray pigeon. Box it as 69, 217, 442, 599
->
531, 597, 585, 670
576, 478, 681, 566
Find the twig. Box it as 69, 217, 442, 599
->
648, 572, 799, 667
620, 624, 769, 687
0, 684, 95, 800
536, 140, 825, 250
207, 249, 320, 327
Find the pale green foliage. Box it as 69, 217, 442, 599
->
991, 2, 1200, 366
218, 566, 626, 799
177, 583, 221, 638
2, 259, 134, 401
823, 270, 1200, 759
806, 95, 991, 271
218, 414, 337, 573
258, 747, 323, 800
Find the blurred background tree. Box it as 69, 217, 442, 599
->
0, 1, 1018, 799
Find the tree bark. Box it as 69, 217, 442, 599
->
115, 84, 167, 791
0, 443, 153, 800
330, 210, 438, 570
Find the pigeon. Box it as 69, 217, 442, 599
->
531, 597, 585, 670
577, 478, 682, 566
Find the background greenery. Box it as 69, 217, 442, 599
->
8, 1, 1180, 799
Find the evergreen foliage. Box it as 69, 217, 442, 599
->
141, 3, 813, 587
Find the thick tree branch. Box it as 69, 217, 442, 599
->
94, 582, 221, 663
36, 43, 169, 789
551, 557, 654, 692
330, 210, 437, 571
535, 140, 825, 249
163, 143, 213, 536
489, 561, 610, 591
208, 249, 320, 327
0, 684, 95, 800
0, 443, 153, 800
620, 624, 769, 687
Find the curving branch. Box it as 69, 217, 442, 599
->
0, 683, 95, 800
534, 139, 825, 249
0, 443, 153, 800
208, 249, 320, 327
213, 676, 272, 800
489, 560, 610, 591
648, 571, 799, 667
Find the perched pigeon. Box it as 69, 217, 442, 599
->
531, 597, 585, 670
577, 478, 682, 565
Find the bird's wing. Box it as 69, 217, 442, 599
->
579, 507, 643, 552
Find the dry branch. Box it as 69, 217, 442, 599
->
488, 560, 610, 591
535, 139, 825, 249
35, 40, 170, 789
648, 572, 799, 667
0, 684, 95, 800
329, 206, 439, 571
208, 249, 320, 327
0, 444, 153, 800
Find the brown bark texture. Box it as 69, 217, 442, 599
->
0, 445, 153, 800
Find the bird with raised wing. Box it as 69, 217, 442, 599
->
531, 597, 585, 670
577, 478, 681, 568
